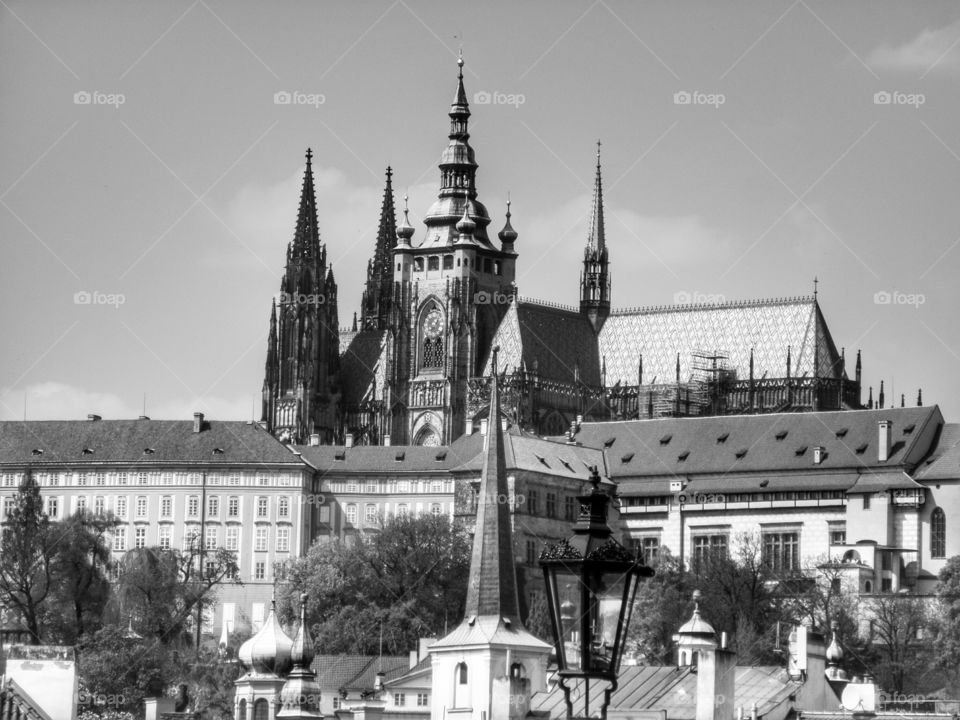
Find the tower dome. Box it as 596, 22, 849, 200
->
396, 194, 415, 245
238, 599, 294, 677
498, 199, 518, 246
673, 590, 717, 667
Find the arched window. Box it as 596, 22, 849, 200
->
510, 662, 525, 678
238, 699, 247, 720
454, 662, 469, 707
932, 507, 946, 558
253, 699, 269, 720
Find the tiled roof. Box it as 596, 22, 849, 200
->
339, 329, 389, 406
312, 655, 394, 693
447, 429, 605, 478
0, 678, 54, 720
0, 419, 305, 467
482, 300, 602, 386
568, 407, 942, 480
296, 445, 462, 474
342, 655, 411, 692
531, 664, 796, 719
915, 423, 960, 481
599, 297, 843, 386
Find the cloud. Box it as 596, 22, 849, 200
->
0, 382, 253, 422
867, 20, 960, 73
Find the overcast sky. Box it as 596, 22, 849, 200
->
2, 1, 959, 424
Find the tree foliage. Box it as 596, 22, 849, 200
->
279, 513, 471, 654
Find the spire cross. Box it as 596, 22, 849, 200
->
305, 147, 313, 163
813, 276, 818, 298
596, 139, 602, 166
386, 165, 392, 181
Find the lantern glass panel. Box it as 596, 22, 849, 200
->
553, 566, 583, 671
587, 570, 627, 672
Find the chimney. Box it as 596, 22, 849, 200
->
383, 434, 391, 447
813, 446, 825, 464
309, 433, 320, 446
87, 414, 101, 422
480, 418, 488, 436
345, 433, 354, 449
193, 412, 204, 433
878, 420, 892, 462
374, 670, 385, 692
697, 646, 736, 720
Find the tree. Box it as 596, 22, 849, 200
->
46, 511, 117, 643
929, 556, 960, 694
626, 548, 690, 664
115, 537, 239, 648
862, 592, 930, 693
0, 472, 56, 643
279, 513, 471, 654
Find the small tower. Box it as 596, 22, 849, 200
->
428, 347, 551, 719
673, 590, 717, 667
277, 593, 323, 718
825, 621, 849, 682
235, 599, 295, 720
580, 141, 611, 334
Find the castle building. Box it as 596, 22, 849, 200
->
260, 57, 865, 448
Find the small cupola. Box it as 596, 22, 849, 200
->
497, 198, 518, 250
673, 589, 717, 667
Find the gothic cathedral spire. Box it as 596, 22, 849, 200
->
580, 141, 611, 333
261, 148, 340, 445
360, 167, 397, 330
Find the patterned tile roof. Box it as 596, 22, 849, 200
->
296, 444, 463, 474
482, 299, 602, 385
341, 655, 411, 692
567, 406, 943, 480
339, 329, 389, 406
448, 428, 605, 479
599, 297, 843, 386
0, 419, 306, 467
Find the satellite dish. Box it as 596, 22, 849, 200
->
841, 683, 876, 712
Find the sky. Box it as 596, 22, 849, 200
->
2, 1, 959, 423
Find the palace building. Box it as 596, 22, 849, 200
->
260, 57, 866, 448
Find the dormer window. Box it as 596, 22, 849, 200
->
717, 433, 729, 444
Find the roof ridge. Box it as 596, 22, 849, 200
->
514, 295, 580, 313
609, 295, 816, 316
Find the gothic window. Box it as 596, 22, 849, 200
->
932, 507, 946, 558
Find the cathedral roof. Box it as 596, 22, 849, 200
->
481, 298, 602, 386
599, 296, 843, 387
915, 422, 960, 481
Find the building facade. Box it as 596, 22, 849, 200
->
0, 414, 314, 639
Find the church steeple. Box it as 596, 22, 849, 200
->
464, 347, 521, 622
360, 167, 397, 330
580, 142, 611, 334
422, 53, 493, 246
290, 148, 320, 263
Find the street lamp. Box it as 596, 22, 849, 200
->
539, 466, 654, 719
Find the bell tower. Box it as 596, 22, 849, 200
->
391, 54, 518, 445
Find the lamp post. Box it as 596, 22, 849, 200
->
539, 466, 654, 719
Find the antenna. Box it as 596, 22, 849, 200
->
378, 620, 383, 671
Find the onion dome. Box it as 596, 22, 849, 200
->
456, 199, 476, 237
278, 594, 322, 716
825, 621, 848, 681
676, 591, 716, 638
396, 195, 415, 246
238, 599, 294, 677
498, 199, 518, 246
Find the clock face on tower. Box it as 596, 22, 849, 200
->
424, 309, 443, 338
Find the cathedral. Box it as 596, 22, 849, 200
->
260, 57, 863, 447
